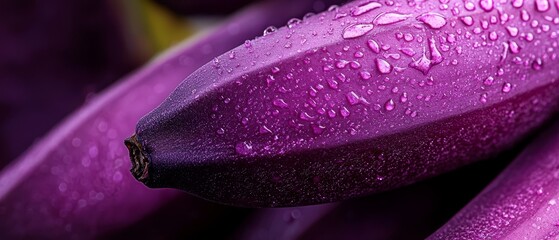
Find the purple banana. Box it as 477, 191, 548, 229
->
128, 0, 559, 207
0, 0, 330, 238
429, 119, 559, 240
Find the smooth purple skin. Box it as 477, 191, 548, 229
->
0, 0, 328, 238
134, 0, 559, 207
235, 204, 337, 240
429, 119, 559, 240
0, 0, 137, 168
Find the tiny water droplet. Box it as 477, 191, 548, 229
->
263, 26, 277, 36
409, 53, 432, 74
373, 12, 411, 25
512, 0, 524, 8
376, 58, 392, 74
428, 37, 443, 65
479, 0, 494, 11
360, 71, 372, 80
273, 98, 289, 108
300, 112, 316, 121
312, 125, 326, 135
351, 1, 382, 16
400, 48, 416, 57
259, 125, 273, 134
367, 39, 381, 53
465, 2, 476, 11
340, 107, 351, 117
535, 0, 550, 12
506, 26, 519, 37
235, 142, 253, 155
509, 41, 521, 53
480, 93, 488, 103
521, 9, 531, 21
342, 23, 375, 39
502, 82, 512, 93
417, 12, 447, 29
483, 76, 495, 86
532, 58, 544, 70
461, 16, 474, 26
287, 18, 302, 28
346, 91, 361, 105
384, 99, 395, 111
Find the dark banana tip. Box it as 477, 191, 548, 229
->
125, 134, 150, 183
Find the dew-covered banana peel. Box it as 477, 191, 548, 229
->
128, 0, 559, 207
429, 121, 559, 240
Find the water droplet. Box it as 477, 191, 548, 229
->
273, 99, 289, 108
400, 48, 416, 56
509, 0, 523, 8
409, 53, 432, 74
263, 26, 277, 36
350, 61, 362, 69
417, 12, 447, 29
360, 71, 372, 80
312, 125, 326, 135
480, 93, 488, 103
340, 107, 351, 117
400, 92, 408, 103
461, 16, 474, 26
404, 33, 414, 42
346, 91, 361, 105
465, 2, 476, 11
367, 39, 381, 53
259, 125, 273, 134
342, 23, 375, 39
351, 1, 382, 16
336, 60, 349, 69
327, 78, 339, 89
300, 112, 316, 121
330, 75, 344, 85
489, 31, 498, 41
287, 18, 302, 28
373, 12, 412, 25
502, 82, 512, 93
244, 40, 253, 48
532, 58, 544, 70
354, 51, 365, 58
521, 9, 531, 21
235, 142, 253, 155
384, 99, 395, 111
376, 58, 392, 74
428, 37, 443, 64
512, 0, 524, 7
483, 76, 495, 86
536, 0, 550, 11
328, 5, 340, 12
328, 109, 337, 118
506, 26, 519, 37
509, 41, 521, 53
479, 0, 494, 11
